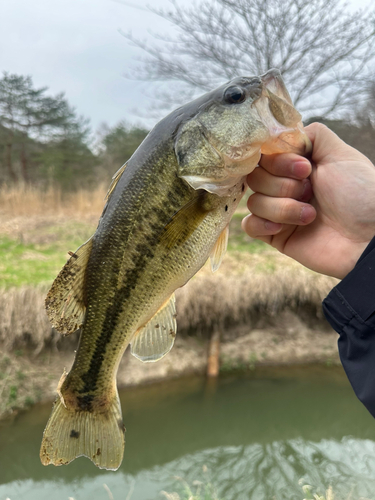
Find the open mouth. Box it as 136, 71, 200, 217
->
261, 69, 294, 104
256, 69, 312, 156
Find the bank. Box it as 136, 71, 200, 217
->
0, 251, 340, 421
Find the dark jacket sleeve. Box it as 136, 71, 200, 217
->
322, 237, 375, 418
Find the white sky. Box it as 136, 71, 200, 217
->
0, 0, 374, 133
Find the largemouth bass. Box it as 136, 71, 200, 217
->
40, 69, 311, 470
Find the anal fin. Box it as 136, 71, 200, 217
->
131, 294, 177, 363
210, 225, 229, 272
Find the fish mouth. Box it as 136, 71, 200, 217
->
223, 70, 311, 172
256, 69, 312, 156
260, 69, 294, 105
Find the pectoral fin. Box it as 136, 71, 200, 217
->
210, 225, 229, 272
160, 191, 215, 250
45, 237, 93, 335
131, 294, 177, 362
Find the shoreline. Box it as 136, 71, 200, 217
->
0, 213, 341, 421
0, 311, 339, 421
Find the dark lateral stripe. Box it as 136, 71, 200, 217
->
78, 177, 189, 394
79, 237, 157, 394
77, 394, 94, 411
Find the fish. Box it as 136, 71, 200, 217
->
40, 69, 311, 471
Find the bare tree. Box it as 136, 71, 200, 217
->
359, 79, 375, 126
123, 0, 375, 118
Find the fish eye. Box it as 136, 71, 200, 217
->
224, 86, 246, 104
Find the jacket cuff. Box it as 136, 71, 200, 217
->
322, 236, 375, 418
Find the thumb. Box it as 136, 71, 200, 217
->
304, 122, 347, 164
305, 122, 373, 166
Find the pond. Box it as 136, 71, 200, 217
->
1, 365, 375, 500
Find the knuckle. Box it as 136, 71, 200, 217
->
277, 198, 296, 221
308, 122, 328, 134
247, 193, 257, 212
279, 178, 294, 198
280, 178, 303, 199
315, 122, 329, 132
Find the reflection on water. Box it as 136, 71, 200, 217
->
1, 365, 375, 500
153, 438, 375, 500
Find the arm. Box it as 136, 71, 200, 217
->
323, 237, 375, 417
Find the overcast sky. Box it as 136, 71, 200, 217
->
0, 0, 373, 133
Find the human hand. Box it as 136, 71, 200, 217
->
242, 122, 375, 279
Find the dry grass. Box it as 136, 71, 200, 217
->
0, 286, 47, 353
175, 252, 338, 337
0, 285, 80, 354
0, 185, 338, 354
0, 183, 251, 219
0, 183, 107, 218
0, 253, 338, 355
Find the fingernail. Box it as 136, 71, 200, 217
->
264, 221, 282, 232
300, 205, 315, 223
241, 215, 251, 232
292, 161, 311, 178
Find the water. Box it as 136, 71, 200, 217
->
1, 365, 375, 500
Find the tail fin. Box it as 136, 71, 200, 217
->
40, 394, 125, 471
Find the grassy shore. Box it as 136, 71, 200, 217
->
0, 184, 340, 419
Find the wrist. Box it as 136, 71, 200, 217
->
337, 240, 373, 280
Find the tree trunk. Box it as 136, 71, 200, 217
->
20, 141, 29, 183
207, 330, 220, 377
5, 132, 17, 182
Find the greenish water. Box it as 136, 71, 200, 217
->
1, 365, 375, 500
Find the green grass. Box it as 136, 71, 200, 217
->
228, 235, 269, 253
228, 212, 270, 253
0, 210, 269, 288
0, 237, 66, 287
0, 351, 46, 417
41, 222, 95, 250
0, 221, 95, 287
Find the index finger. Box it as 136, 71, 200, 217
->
259, 153, 312, 180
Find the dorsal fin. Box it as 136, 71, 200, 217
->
131, 294, 177, 362
45, 237, 94, 335
210, 225, 229, 272
105, 163, 127, 202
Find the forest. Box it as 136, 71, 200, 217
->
0, 72, 148, 189
1, 71, 375, 191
